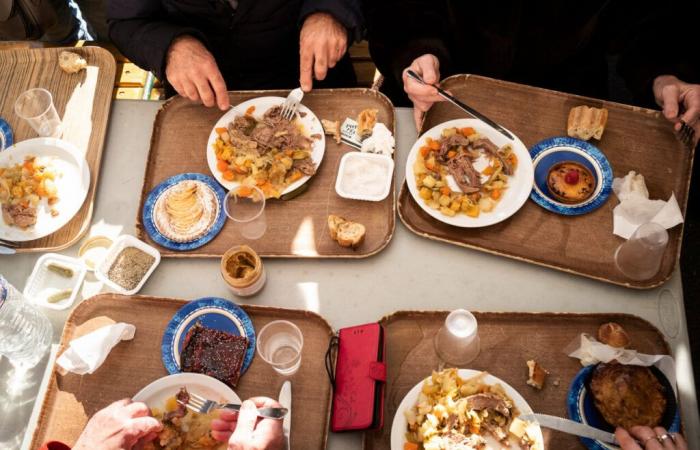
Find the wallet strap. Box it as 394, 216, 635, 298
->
325, 334, 339, 389
368, 361, 387, 382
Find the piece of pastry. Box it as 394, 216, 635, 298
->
328, 214, 366, 248
356, 109, 378, 141
547, 161, 595, 204
598, 322, 632, 348
58, 51, 87, 74
590, 363, 666, 429
321, 119, 341, 144
154, 180, 218, 242
526, 360, 548, 390
181, 322, 249, 387
567, 105, 608, 141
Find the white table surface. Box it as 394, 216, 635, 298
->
0, 100, 697, 450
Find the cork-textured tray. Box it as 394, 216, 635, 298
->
0, 46, 116, 252
30, 294, 334, 450
398, 74, 694, 289
137, 89, 395, 258
363, 311, 672, 450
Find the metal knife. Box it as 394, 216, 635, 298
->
279, 381, 292, 450
406, 69, 514, 140
519, 413, 618, 445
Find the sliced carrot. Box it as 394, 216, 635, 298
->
216, 160, 229, 171
23, 160, 34, 171
460, 127, 475, 137
440, 186, 451, 196
425, 161, 436, 171
428, 140, 441, 151
447, 150, 457, 159
237, 185, 253, 197
507, 153, 518, 166
482, 165, 494, 176
419, 146, 430, 158
284, 149, 294, 157
233, 165, 248, 175
288, 170, 302, 182
222, 170, 235, 181
490, 189, 502, 200
215, 127, 228, 136
404, 443, 419, 450
245, 105, 256, 115
256, 178, 267, 186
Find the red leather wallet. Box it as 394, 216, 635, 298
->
329, 323, 386, 431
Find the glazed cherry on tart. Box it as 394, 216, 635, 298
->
564, 169, 579, 185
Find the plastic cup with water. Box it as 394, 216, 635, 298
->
224, 186, 267, 240
256, 320, 303, 376
14, 88, 62, 138
0, 276, 52, 369
434, 309, 480, 366
614, 222, 669, 281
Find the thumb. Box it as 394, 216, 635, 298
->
126, 416, 162, 439
231, 400, 258, 442
661, 84, 680, 120
419, 57, 439, 85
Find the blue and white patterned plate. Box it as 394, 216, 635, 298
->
567, 364, 680, 450
161, 297, 256, 376
142, 173, 226, 251
0, 118, 13, 151
529, 137, 613, 216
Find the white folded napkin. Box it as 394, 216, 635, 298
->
612, 171, 683, 239
57, 322, 135, 375
567, 333, 677, 396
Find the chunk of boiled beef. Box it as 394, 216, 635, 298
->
293, 158, 316, 176
472, 138, 514, 175
446, 154, 481, 193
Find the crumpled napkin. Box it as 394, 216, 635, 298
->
612, 171, 683, 239
57, 322, 135, 375
567, 333, 677, 395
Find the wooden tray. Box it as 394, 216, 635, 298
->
137, 89, 396, 258
363, 310, 672, 450
398, 75, 694, 289
30, 294, 334, 450
0, 46, 116, 252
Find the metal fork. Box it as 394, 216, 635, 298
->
179, 391, 288, 419
678, 120, 696, 150
0, 239, 18, 248
281, 88, 304, 121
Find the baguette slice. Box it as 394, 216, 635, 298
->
327, 214, 366, 248
526, 359, 548, 390
567, 105, 608, 141
321, 119, 341, 144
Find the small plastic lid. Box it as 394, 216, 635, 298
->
335, 152, 394, 202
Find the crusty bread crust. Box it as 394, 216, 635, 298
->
327, 214, 365, 248
567, 106, 608, 141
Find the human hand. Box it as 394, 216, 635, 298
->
653, 75, 700, 146
73, 399, 162, 450
165, 35, 230, 110
615, 426, 687, 450
211, 397, 285, 450
299, 12, 348, 92
402, 54, 446, 131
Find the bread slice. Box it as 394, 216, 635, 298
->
526, 360, 548, 390
328, 214, 366, 248
567, 105, 608, 140
321, 119, 341, 144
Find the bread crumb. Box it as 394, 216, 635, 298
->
58, 51, 87, 74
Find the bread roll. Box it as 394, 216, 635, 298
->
567, 105, 608, 141
327, 214, 365, 248
598, 322, 631, 348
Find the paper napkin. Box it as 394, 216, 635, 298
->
57, 322, 135, 375
612, 171, 683, 239
567, 333, 677, 395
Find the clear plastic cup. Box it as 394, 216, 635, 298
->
256, 320, 303, 376
614, 222, 668, 281
224, 186, 267, 240
14, 88, 62, 138
434, 309, 480, 366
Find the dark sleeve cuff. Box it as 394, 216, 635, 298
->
40, 441, 71, 450
299, 0, 364, 42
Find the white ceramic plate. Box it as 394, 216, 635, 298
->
0, 138, 90, 241
133, 373, 241, 411
391, 369, 544, 450
405, 119, 534, 227
206, 96, 325, 195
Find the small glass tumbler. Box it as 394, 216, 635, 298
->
225, 186, 267, 240
434, 309, 480, 366
14, 88, 62, 137
614, 222, 669, 281
256, 320, 303, 376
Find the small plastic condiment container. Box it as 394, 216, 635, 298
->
95, 235, 161, 295
335, 152, 394, 201
78, 235, 113, 272
23, 253, 87, 310
220, 245, 266, 297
